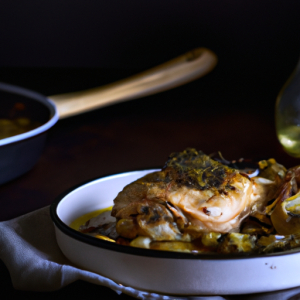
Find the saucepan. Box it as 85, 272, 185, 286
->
0, 48, 217, 185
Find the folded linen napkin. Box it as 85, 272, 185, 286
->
0, 206, 225, 300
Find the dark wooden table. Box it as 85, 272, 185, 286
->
1, 65, 300, 299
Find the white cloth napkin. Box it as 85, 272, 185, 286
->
0, 206, 226, 300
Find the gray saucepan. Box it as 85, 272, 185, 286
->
0, 48, 217, 185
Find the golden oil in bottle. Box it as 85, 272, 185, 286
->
275, 57, 300, 157
277, 125, 300, 157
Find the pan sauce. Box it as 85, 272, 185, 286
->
0, 101, 42, 140
0, 117, 41, 140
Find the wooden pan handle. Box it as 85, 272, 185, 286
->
49, 47, 217, 119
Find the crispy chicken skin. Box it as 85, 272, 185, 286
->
111, 149, 263, 241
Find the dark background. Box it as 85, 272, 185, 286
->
1, 1, 299, 77
0, 1, 299, 69
1, 2, 300, 299
1, 1, 300, 127
1, 1, 300, 110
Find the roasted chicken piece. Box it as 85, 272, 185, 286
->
266, 165, 300, 235
111, 148, 267, 242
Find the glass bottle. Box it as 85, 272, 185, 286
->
276, 58, 300, 157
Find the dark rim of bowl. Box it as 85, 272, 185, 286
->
50, 169, 300, 260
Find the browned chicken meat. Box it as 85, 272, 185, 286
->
111, 148, 269, 242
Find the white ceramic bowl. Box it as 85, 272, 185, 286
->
50, 170, 300, 296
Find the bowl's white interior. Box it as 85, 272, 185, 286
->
57, 169, 158, 226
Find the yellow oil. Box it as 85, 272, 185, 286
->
69, 206, 112, 230
277, 125, 300, 157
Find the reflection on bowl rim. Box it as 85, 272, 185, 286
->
0, 82, 59, 147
